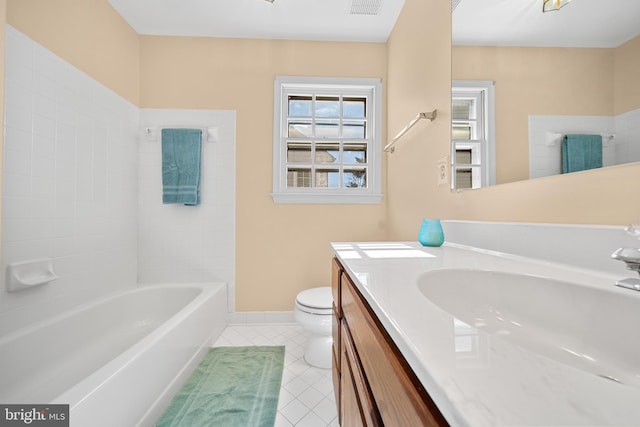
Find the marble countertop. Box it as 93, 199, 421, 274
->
332, 241, 640, 427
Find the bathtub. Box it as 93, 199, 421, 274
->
0, 283, 227, 427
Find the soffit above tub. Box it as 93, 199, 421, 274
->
453, 0, 640, 48
107, 0, 406, 43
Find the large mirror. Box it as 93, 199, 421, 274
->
451, 0, 640, 189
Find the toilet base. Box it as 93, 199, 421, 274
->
304, 335, 333, 369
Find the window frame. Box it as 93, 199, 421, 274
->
451, 80, 496, 190
272, 76, 383, 204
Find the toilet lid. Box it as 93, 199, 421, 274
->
296, 287, 333, 310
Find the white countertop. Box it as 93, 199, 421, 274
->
332, 241, 640, 427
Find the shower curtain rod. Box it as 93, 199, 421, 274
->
384, 110, 437, 154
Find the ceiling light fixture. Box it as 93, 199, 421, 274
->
264, 0, 275, 3
542, 0, 572, 13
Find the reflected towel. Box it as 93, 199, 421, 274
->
561, 134, 602, 174
162, 128, 202, 205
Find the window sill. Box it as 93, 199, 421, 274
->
271, 192, 383, 205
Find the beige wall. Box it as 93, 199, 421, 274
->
614, 34, 640, 115
385, 0, 453, 239
452, 45, 614, 184
139, 36, 388, 311
7, 0, 140, 105
2, 0, 639, 312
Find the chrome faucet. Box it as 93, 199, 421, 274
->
611, 225, 640, 291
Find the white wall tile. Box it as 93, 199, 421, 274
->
0, 26, 139, 334
529, 111, 640, 179
138, 109, 236, 309
1, 26, 237, 333
614, 108, 640, 165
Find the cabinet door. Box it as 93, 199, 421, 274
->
342, 276, 448, 426
331, 257, 343, 420
340, 322, 382, 427
332, 349, 340, 422
341, 347, 366, 427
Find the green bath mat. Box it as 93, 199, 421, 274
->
157, 346, 285, 427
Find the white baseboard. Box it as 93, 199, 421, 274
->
227, 311, 296, 325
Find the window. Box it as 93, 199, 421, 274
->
451, 80, 495, 190
272, 77, 382, 204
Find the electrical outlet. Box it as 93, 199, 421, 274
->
437, 157, 448, 186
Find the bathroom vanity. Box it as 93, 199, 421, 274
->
332, 257, 448, 426
331, 227, 640, 426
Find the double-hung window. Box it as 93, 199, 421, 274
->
451, 80, 495, 190
272, 76, 382, 204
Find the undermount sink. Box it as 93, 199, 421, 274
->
417, 269, 640, 387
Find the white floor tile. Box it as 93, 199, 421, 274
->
313, 398, 339, 424
213, 324, 339, 426
297, 411, 327, 427
281, 399, 311, 425
298, 387, 325, 409
274, 413, 294, 427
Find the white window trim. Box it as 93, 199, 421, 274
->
451, 80, 496, 189
272, 76, 383, 204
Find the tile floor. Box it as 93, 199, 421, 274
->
212, 324, 339, 427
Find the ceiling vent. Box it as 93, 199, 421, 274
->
451, 0, 463, 12
349, 0, 383, 16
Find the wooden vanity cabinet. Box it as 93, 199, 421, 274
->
331, 257, 342, 413
332, 257, 449, 427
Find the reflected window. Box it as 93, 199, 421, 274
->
451, 81, 495, 190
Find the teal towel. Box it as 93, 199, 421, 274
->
162, 129, 202, 205
561, 134, 602, 174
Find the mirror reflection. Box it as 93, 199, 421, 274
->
451, 0, 640, 189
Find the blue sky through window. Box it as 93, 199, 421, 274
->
288, 96, 365, 118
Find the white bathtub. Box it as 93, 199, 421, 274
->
0, 283, 227, 427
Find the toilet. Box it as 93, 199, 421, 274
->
294, 287, 333, 369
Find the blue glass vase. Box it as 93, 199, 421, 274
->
418, 219, 444, 247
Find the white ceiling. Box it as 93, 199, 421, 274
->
453, 0, 640, 48
107, 0, 406, 43
107, 0, 640, 47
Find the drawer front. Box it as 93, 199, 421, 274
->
341, 276, 448, 427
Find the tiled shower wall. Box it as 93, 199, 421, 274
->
0, 26, 139, 334
528, 115, 615, 179
138, 109, 236, 311
529, 112, 640, 180
614, 108, 640, 166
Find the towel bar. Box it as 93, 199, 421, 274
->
144, 126, 218, 143
384, 110, 437, 154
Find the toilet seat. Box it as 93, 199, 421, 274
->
296, 287, 333, 315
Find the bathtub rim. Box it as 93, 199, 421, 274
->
0, 282, 224, 345
0, 282, 226, 410
52, 282, 226, 410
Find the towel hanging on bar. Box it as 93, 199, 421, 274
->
561, 134, 602, 174
161, 128, 202, 206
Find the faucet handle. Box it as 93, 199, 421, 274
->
625, 224, 640, 239
612, 247, 640, 273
